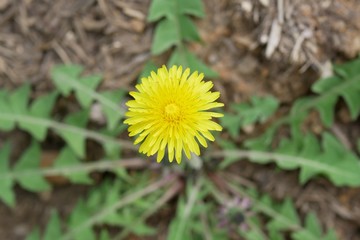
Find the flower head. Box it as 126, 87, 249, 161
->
124, 65, 224, 163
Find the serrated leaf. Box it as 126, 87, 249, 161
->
77, 75, 102, 108
68, 200, 96, 240
100, 89, 126, 130
147, 0, 174, 22
304, 212, 322, 236
59, 110, 89, 158
9, 84, 30, 114
26, 228, 41, 240
221, 96, 279, 138
267, 198, 300, 231
311, 76, 342, 93
244, 127, 277, 151
179, 15, 201, 42
138, 61, 158, 83
14, 142, 51, 192
167, 180, 201, 240
310, 59, 360, 126
168, 49, 218, 78
299, 134, 321, 184
224, 133, 360, 187
0, 143, 15, 207
100, 124, 126, 159
148, 0, 204, 22
0, 91, 15, 131
52, 64, 102, 108
275, 139, 298, 170
323, 229, 338, 240
152, 18, 180, 55
179, 0, 205, 17
19, 92, 58, 141
334, 57, 360, 78
217, 138, 238, 166
220, 114, 242, 138
341, 90, 360, 119
268, 229, 285, 240
292, 212, 337, 240
52, 64, 122, 123
54, 148, 92, 184
314, 96, 337, 127
99, 230, 111, 240
44, 211, 62, 240
51, 65, 84, 95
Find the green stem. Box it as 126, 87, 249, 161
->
213, 149, 359, 183
0, 158, 147, 180
61, 175, 177, 240
0, 113, 136, 150
173, 177, 202, 240
116, 180, 183, 239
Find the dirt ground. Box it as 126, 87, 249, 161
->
1, 0, 360, 239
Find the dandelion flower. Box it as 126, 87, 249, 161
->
124, 65, 224, 163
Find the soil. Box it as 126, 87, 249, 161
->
1, 0, 360, 239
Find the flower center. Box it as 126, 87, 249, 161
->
164, 103, 181, 122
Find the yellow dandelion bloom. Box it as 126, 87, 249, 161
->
124, 65, 224, 163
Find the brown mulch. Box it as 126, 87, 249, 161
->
1, 0, 360, 239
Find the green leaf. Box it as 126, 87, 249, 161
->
312, 76, 342, 93
14, 142, 51, 192
148, 0, 204, 22
138, 61, 158, 83
230, 132, 360, 186
26, 228, 41, 240
152, 18, 180, 55
147, 0, 174, 22
341, 89, 360, 119
44, 211, 62, 240
292, 212, 337, 240
54, 148, 92, 184
267, 198, 300, 231
9, 83, 30, 114
314, 96, 338, 127
100, 89, 126, 130
178, 0, 205, 17
0, 91, 15, 130
179, 15, 201, 42
77, 75, 102, 108
221, 96, 279, 138
52, 65, 102, 108
310, 59, 360, 124
0, 142, 15, 207
334, 57, 360, 78
52, 64, 123, 123
68, 200, 96, 240
59, 110, 89, 158
99, 230, 111, 240
19, 91, 58, 141
230, 185, 338, 240
298, 134, 321, 184
168, 49, 218, 78
51, 65, 84, 95
167, 180, 202, 240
